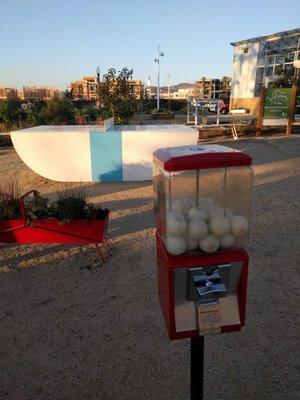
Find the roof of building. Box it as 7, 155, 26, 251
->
230, 28, 300, 46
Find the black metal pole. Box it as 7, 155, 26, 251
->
191, 336, 204, 400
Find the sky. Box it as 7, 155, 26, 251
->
1, 0, 300, 89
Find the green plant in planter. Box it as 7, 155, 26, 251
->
0, 182, 20, 220
0, 184, 108, 222
0, 198, 20, 219
25, 194, 50, 220
50, 197, 87, 221
84, 203, 108, 220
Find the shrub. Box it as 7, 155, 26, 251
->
0, 100, 26, 124
25, 193, 50, 220
0, 135, 13, 147
0, 187, 108, 222
0, 182, 20, 219
40, 96, 75, 124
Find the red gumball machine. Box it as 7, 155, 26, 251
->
153, 144, 253, 399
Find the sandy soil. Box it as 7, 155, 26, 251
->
0, 135, 299, 400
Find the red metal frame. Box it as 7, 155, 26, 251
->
0, 190, 111, 263
156, 233, 249, 340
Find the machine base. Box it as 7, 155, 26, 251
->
156, 233, 249, 340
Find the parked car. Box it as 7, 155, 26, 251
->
219, 100, 229, 114
205, 100, 229, 114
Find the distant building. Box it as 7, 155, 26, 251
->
0, 87, 19, 100
158, 83, 194, 100
128, 80, 144, 100
70, 76, 144, 101
230, 28, 300, 114
164, 88, 194, 100
193, 77, 231, 100
23, 86, 62, 101
70, 76, 99, 101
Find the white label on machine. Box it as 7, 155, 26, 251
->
197, 302, 221, 335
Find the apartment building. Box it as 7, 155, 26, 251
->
22, 86, 61, 101
193, 77, 231, 99
0, 87, 19, 100
159, 88, 194, 100
70, 77, 144, 101
70, 76, 98, 101
128, 80, 144, 100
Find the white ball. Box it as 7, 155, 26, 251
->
172, 198, 195, 215
230, 215, 249, 236
186, 236, 199, 251
166, 236, 187, 255
209, 216, 230, 237
166, 212, 187, 237
225, 208, 233, 218
220, 233, 235, 248
198, 197, 214, 209
186, 198, 196, 209
188, 207, 208, 222
208, 206, 224, 220
188, 219, 208, 240
199, 234, 220, 253
168, 210, 184, 220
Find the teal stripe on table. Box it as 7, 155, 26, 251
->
90, 131, 123, 182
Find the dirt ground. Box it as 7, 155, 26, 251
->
0, 135, 299, 400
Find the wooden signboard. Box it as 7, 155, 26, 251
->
263, 87, 292, 126
257, 86, 296, 135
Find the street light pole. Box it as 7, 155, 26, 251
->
154, 45, 164, 110
157, 51, 160, 109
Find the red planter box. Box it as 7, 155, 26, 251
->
0, 217, 109, 244
0, 189, 111, 262
0, 215, 110, 262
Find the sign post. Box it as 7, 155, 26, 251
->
286, 84, 298, 135
256, 86, 266, 136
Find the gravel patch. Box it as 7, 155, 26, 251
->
0, 135, 299, 400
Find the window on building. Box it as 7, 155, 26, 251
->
267, 54, 275, 65
265, 66, 273, 76
255, 67, 264, 83
275, 54, 285, 64
254, 34, 299, 96
284, 64, 295, 75
257, 55, 264, 66
274, 64, 284, 75
285, 52, 295, 63
254, 83, 262, 97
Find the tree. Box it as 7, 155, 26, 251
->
0, 99, 25, 124
41, 94, 75, 124
26, 100, 47, 125
272, 68, 295, 88
64, 89, 73, 100
98, 67, 135, 124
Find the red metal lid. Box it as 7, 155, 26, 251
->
153, 145, 252, 171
